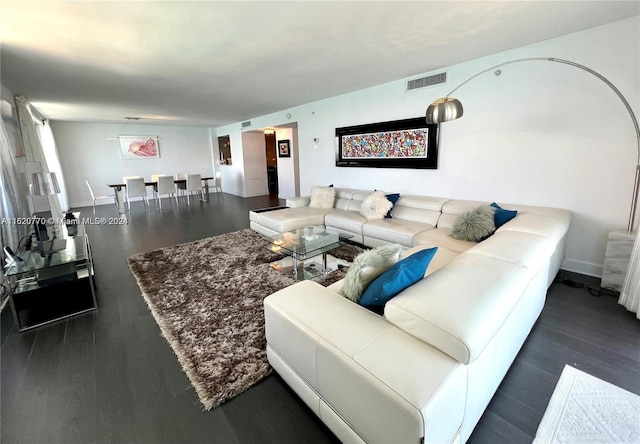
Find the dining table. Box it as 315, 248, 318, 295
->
107, 177, 213, 215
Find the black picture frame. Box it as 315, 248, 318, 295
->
335, 116, 438, 169
278, 139, 291, 158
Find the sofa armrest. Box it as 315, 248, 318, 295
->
286, 196, 310, 208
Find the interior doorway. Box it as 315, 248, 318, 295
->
265, 132, 278, 195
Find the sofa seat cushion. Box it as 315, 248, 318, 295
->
324, 209, 367, 234
363, 219, 435, 247
264, 281, 467, 444
413, 228, 477, 253
385, 253, 530, 364
401, 243, 459, 276
252, 207, 331, 233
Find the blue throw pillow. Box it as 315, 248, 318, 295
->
490, 202, 517, 228
385, 193, 400, 218
359, 247, 438, 307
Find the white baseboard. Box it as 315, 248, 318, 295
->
561, 258, 603, 278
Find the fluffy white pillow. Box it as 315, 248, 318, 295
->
359, 191, 393, 221
340, 244, 401, 302
309, 186, 336, 209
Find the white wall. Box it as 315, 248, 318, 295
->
51, 121, 215, 207
275, 127, 297, 199
214, 124, 246, 197
241, 131, 269, 197
215, 17, 640, 276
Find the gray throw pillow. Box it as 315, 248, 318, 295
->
340, 244, 402, 302
450, 205, 496, 242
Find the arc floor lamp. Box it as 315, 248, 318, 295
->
425, 57, 640, 236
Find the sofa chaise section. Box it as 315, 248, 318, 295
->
250, 206, 331, 236
264, 280, 467, 444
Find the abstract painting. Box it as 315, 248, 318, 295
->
335, 117, 438, 169
341, 129, 427, 159
119, 136, 160, 159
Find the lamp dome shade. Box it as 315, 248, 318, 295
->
425, 97, 464, 124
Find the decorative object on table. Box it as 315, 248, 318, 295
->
277, 139, 291, 158
119, 135, 159, 159
424, 56, 640, 307
64, 211, 77, 237
30, 171, 67, 255
335, 116, 438, 169
533, 365, 640, 443
127, 229, 363, 410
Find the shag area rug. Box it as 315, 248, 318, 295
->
533, 365, 640, 443
127, 229, 363, 410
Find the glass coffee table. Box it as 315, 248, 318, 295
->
267, 225, 352, 280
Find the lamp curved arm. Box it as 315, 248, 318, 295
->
429, 56, 640, 233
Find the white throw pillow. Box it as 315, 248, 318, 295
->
359, 191, 393, 221
309, 186, 336, 209
340, 244, 401, 302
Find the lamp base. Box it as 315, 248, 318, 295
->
601, 230, 635, 292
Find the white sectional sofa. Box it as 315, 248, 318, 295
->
255, 187, 571, 443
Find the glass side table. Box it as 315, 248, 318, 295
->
4, 215, 97, 332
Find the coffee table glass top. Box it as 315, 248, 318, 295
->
268, 226, 351, 260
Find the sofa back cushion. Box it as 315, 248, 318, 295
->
391, 195, 449, 226
332, 188, 372, 211
437, 199, 488, 230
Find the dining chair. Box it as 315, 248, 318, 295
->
155, 175, 178, 209
124, 177, 149, 211
175, 173, 187, 199
150, 174, 168, 200
185, 174, 205, 205
85, 180, 116, 214
214, 171, 222, 194
122, 175, 141, 203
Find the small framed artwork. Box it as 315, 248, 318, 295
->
119, 136, 160, 159
278, 139, 291, 158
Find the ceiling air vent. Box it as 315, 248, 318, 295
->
242, 121, 251, 128
407, 72, 447, 91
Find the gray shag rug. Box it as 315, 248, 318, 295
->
127, 229, 363, 410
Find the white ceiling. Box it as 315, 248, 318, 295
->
1, 1, 638, 128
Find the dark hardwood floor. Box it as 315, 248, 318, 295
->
2, 192, 639, 444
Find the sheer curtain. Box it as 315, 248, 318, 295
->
619, 234, 640, 319
38, 119, 69, 211
0, 117, 30, 255
15, 95, 68, 216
